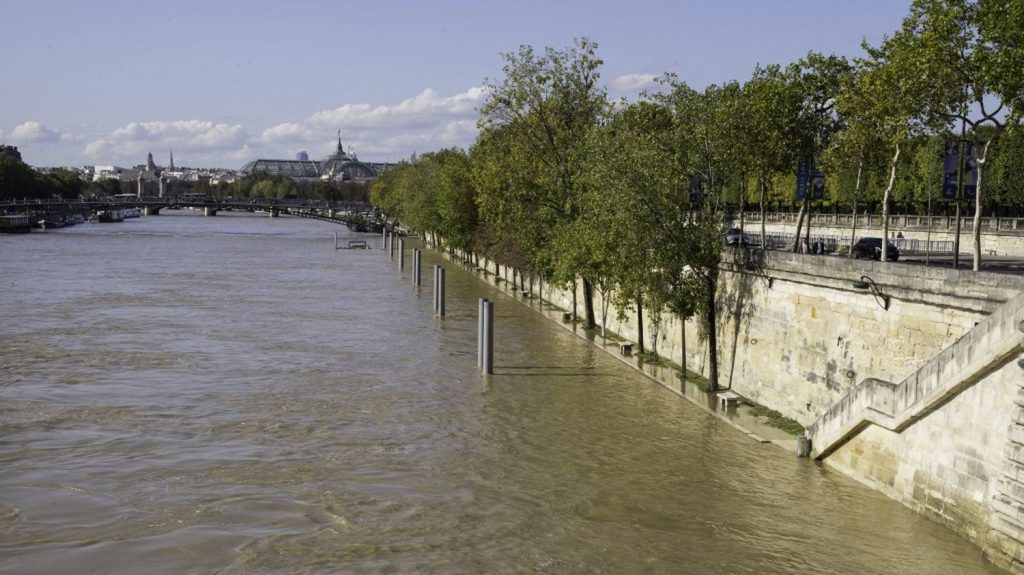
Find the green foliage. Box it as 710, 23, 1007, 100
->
474, 38, 609, 325
747, 404, 806, 435
0, 154, 43, 200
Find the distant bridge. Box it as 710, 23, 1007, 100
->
0, 197, 387, 233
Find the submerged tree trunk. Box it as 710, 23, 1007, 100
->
680, 318, 687, 381
636, 297, 645, 356
572, 279, 578, 323
705, 272, 719, 393
881, 143, 901, 262
582, 277, 596, 329
599, 285, 610, 337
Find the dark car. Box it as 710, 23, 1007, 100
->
851, 237, 899, 261
725, 228, 746, 246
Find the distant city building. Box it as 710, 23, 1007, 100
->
241, 131, 396, 183
93, 165, 127, 181
169, 149, 175, 171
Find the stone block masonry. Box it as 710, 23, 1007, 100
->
458, 241, 1024, 571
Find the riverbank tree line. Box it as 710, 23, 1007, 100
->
370, 0, 1024, 390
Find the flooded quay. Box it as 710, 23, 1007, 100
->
0, 211, 1007, 574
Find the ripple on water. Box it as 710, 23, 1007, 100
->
0, 214, 1007, 575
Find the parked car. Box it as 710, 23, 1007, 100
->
725, 227, 746, 246
851, 237, 899, 261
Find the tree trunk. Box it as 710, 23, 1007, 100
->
572, 279, 578, 323
636, 297, 645, 356
600, 285, 609, 337
582, 277, 596, 329
705, 272, 719, 392
680, 318, 687, 381
759, 177, 767, 251
792, 201, 806, 252
972, 139, 992, 272
881, 143, 901, 262
849, 160, 862, 259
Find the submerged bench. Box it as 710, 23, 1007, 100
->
717, 391, 741, 410
618, 342, 633, 356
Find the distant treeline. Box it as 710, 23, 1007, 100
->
0, 157, 370, 204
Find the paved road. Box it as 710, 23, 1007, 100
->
898, 254, 1024, 274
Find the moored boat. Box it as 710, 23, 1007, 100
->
0, 214, 34, 233
92, 210, 125, 223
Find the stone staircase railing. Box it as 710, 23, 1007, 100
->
807, 291, 1024, 459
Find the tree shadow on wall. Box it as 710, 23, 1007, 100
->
717, 248, 771, 390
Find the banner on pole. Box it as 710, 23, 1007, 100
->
796, 160, 810, 200
942, 140, 960, 200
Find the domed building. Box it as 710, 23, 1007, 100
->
240, 132, 390, 183
319, 133, 377, 183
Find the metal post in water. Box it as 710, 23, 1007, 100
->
382, 226, 387, 249
413, 249, 421, 286
334, 231, 339, 250
398, 238, 405, 269
438, 267, 446, 317
433, 265, 440, 314
389, 233, 395, 258
482, 300, 494, 375
477, 298, 487, 368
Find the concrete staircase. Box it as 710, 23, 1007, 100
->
807, 292, 1024, 567
806, 292, 1024, 459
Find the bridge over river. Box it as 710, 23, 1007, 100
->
0, 197, 386, 232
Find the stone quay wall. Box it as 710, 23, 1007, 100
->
455, 238, 1024, 569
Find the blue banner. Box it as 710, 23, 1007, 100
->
796, 160, 810, 200
942, 141, 960, 200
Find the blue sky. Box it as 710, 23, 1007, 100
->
1, 0, 911, 169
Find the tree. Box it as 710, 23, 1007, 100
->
737, 65, 805, 250
0, 154, 41, 200
476, 38, 608, 328
431, 148, 478, 254
788, 52, 853, 250
890, 0, 1014, 270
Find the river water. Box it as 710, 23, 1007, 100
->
0, 211, 1006, 574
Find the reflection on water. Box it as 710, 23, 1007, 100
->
0, 212, 1006, 574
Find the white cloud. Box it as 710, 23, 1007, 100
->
10, 121, 63, 144
610, 73, 660, 93
260, 122, 315, 144
83, 120, 249, 166
77, 86, 488, 167
258, 86, 487, 161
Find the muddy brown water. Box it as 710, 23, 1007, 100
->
0, 211, 1007, 574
